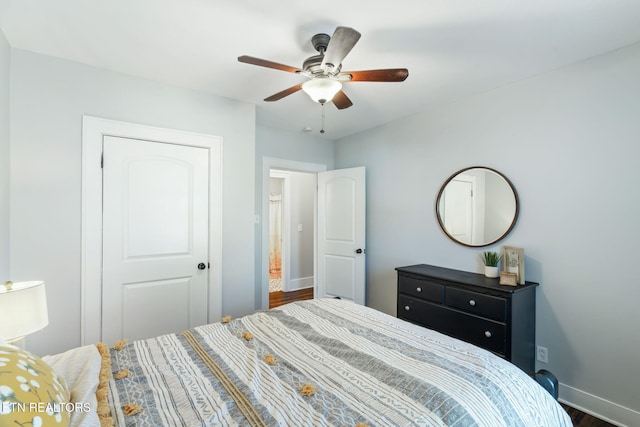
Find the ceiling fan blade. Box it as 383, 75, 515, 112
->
332, 90, 353, 109
264, 84, 303, 102
339, 68, 409, 82
321, 27, 361, 72
238, 55, 303, 74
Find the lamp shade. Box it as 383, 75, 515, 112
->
301, 78, 342, 104
0, 281, 49, 341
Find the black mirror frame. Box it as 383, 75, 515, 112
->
435, 166, 519, 248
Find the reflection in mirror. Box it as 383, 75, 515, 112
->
436, 167, 518, 247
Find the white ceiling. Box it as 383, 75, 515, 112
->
1, 0, 640, 139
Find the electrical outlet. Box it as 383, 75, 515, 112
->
536, 345, 548, 363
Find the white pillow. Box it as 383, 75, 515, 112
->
43, 345, 102, 427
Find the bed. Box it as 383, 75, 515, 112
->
2, 298, 571, 426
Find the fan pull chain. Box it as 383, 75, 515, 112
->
320, 103, 326, 134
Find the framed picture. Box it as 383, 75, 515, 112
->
501, 246, 525, 285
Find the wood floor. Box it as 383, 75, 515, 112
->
269, 289, 617, 427
269, 287, 313, 309
561, 404, 617, 427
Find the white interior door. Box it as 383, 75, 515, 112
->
316, 167, 366, 304
102, 136, 209, 343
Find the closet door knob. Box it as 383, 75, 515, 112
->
404, 305, 410, 311
469, 299, 476, 306
416, 287, 422, 292
484, 331, 492, 338
197, 263, 207, 270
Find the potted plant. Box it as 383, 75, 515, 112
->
481, 251, 502, 278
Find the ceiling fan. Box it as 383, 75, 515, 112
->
238, 26, 409, 109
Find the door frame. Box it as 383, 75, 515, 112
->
261, 157, 326, 310
81, 116, 222, 345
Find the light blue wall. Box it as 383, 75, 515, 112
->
335, 42, 640, 424
288, 171, 316, 283
0, 30, 9, 280
9, 49, 256, 355
255, 125, 335, 165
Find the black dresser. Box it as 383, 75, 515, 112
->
396, 264, 538, 373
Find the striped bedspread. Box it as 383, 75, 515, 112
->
107, 298, 571, 426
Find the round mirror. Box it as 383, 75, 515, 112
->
436, 167, 518, 247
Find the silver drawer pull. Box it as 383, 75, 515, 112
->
416, 287, 422, 292
469, 299, 476, 306
484, 331, 492, 338
404, 305, 410, 311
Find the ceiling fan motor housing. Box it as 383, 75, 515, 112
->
304, 33, 341, 76
303, 54, 340, 76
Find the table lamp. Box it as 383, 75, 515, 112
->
0, 280, 49, 344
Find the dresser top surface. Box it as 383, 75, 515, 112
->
396, 264, 539, 293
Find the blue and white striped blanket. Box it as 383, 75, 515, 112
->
107, 298, 571, 426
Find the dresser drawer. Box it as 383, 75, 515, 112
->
444, 313, 506, 356
398, 274, 443, 303
398, 295, 506, 355
445, 287, 506, 322
397, 294, 434, 324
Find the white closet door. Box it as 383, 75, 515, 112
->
102, 136, 209, 343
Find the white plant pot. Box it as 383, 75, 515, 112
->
484, 266, 499, 278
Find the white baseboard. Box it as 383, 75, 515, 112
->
559, 383, 640, 427
283, 276, 314, 292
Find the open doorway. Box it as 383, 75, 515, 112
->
268, 169, 315, 308
261, 158, 327, 311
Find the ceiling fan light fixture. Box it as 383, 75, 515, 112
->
301, 78, 342, 104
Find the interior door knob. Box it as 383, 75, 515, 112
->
197, 263, 206, 270
355, 248, 364, 254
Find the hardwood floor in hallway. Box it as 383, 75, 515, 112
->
269, 287, 313, 309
